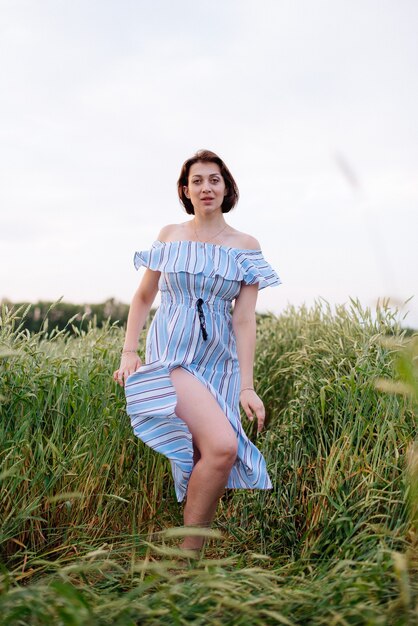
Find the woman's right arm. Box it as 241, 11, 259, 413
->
113, 267, 161, 387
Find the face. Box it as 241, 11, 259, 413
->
184, 162, 227, 214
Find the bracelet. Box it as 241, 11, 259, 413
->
240, 387, 255, 394
122, 349, 137, 354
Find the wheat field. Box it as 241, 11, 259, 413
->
0, 300, 417, 625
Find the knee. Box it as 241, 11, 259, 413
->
210, 439, 238, 471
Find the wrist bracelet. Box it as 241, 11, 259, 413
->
240, 387, 255, 394
122, 349, 137, 354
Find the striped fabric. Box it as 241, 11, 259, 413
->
124, 240, 282, 502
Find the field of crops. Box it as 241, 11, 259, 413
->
0, 301, 417, 625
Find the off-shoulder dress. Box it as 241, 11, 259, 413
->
124, 240, 281, 501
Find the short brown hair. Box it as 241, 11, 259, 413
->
177, 149, 239, 215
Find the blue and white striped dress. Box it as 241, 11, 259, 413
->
124, 240, 281, 502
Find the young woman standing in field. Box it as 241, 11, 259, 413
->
113, 149, 281, 553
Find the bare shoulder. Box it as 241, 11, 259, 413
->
228, 229, 261, 250
240, 234, 261, 250
156, 224, 182, 242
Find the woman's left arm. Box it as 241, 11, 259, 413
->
232, 282, 266, 433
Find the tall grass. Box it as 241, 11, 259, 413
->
0, 300, 416, 624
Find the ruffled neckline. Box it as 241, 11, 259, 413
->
133, 239, 282, 290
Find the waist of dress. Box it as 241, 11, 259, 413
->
160, 293, 232, 313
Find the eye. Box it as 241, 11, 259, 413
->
210, 177, 220, 183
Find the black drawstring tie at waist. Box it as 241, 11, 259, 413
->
196, 298, 208, 341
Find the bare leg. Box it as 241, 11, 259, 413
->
170, 367, 238, 551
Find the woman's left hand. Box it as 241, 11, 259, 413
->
240, 389, 265, 433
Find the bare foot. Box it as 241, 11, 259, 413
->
179, 544, 202, 559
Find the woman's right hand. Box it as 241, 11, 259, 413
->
113, 352, 143, 387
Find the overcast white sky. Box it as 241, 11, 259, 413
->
1, 0, 417, 325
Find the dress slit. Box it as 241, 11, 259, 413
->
169, 365, 235, 436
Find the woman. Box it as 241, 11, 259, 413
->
113, 149, 281, 553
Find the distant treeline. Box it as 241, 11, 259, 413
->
0, 298, 139, 334
2, 298, 414, 337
